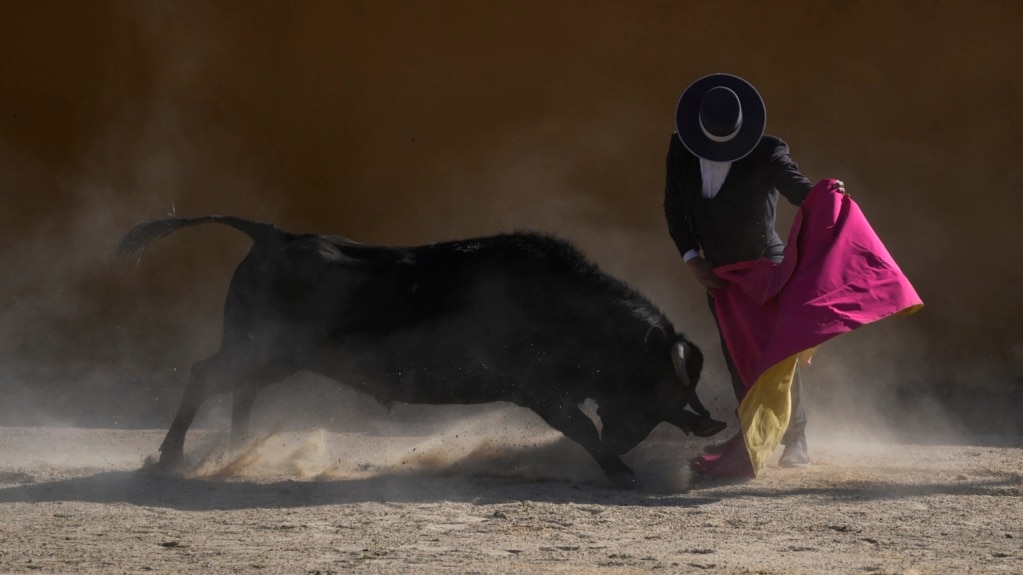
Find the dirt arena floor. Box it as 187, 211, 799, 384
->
1, 408, 1020, 575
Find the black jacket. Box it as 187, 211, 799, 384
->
663, 133, 813, 266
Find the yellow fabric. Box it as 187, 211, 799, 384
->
898, 304, 925, 317
737, 348, 816, 475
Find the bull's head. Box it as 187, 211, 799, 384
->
598, 326, 724, 455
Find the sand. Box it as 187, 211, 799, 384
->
0, 415, 1020, 575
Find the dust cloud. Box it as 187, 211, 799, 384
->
143, 400, 698, 493
179, 414, 597, 483
0, 0, 1020, 472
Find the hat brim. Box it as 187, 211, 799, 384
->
675, 73, 766, 162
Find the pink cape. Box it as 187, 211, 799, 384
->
691, 179, 923, 478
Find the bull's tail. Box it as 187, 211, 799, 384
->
116, 214, 287, 257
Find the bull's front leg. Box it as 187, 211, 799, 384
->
529, 400, 640, 489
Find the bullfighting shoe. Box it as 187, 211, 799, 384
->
778, 435, 811, 468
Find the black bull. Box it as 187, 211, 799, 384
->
117, 215, 726, 487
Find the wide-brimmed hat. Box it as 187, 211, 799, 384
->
675, 73, 766, 162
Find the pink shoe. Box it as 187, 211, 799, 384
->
690, 432, 755, 479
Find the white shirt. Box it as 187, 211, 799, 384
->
683, 158, 732, 262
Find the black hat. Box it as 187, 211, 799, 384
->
675, 73, 766, 162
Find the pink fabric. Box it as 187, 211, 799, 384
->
691, 179, 923, 478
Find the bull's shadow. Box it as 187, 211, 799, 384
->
0, 469, 720, 510
1, 466, 1018, 512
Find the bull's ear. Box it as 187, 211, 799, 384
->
644, 325, 669, 354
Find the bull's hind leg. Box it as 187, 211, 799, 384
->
529, 400, 640, 489
158, 352, 242, 470
231, 383, 257, 445
229, 366, 296, 445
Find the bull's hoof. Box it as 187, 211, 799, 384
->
692, 417, 727, 437
606, 470, 642, 490
155, 449, 185, 473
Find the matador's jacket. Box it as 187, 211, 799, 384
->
663, 132, 812, 267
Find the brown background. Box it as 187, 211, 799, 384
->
0, 1, 1020, 400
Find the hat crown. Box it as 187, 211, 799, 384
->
699, 86, 742, 138
675, 73, 765, 162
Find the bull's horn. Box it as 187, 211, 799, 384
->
672, 341, 710, 416
671, 341, 688, 383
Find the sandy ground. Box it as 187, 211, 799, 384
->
0, 413, 1020, 575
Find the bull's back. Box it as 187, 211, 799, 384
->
220, 234, 417, 344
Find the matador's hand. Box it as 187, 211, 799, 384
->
687, 257, 727, 292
